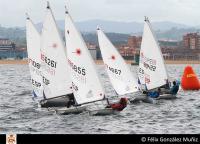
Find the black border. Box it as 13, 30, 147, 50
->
0, 134, 198, 144
0, 134, 6, 144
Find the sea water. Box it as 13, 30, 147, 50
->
0, 64, 200, 134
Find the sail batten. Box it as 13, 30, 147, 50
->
97, 28, 139, 95
65, 10, 105, 105
40, 4, 72, 99
138, 18, 168, 90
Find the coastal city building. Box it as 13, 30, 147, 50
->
1, 32, 200, 62
115, 36, 142, 60
183, 33, 200, 49
0, 38, 15, 50
161, 33, 200, 60
86, 42, 97, 60
0, 38, 15, 59
127, 36, 142, 48
0, 38, 27, 59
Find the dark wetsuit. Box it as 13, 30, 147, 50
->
66, 93, 76, 108
170, 85, 179, 95
147, 91, 160, 98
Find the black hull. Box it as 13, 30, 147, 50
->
130, 94, 176, 104
89, 108, 120, 116
40, 93, 74, 108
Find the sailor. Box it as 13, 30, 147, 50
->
141, 84, 160, 98
162, 79, 171, 89
66, 94, 76, 108
106, 98, 128, 111
169, 80, 180, 95
146, 88, 161, 98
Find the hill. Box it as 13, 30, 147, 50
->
0, 20, 199, 46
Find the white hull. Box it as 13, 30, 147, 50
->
49, 106, 87, 115
88, 108, 120, 116
156, 94, 176, 100
130, 95, 156, 104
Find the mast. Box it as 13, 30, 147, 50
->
47, 1, 50, 9
26, 13, 30, 20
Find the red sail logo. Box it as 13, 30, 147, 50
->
111, 55, 115, 60
76, 48, 81, 55
52, 43, 57, 48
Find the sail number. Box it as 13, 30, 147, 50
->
28, 58, 40, 69
72, 82, 78, 91
68, 59, 86, 76
31, 79, 41, 87
106, 65, 121, 75
139, 68, 144, 74
143, 62, 156, 71
42, 76, 50, 85
41, 54, 57, 68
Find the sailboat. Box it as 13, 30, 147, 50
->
26, 14, 43, 101
137, 17, 176, 103
63, 6, 121, 116
97, 27, 139, 100
39, 2, 85, 110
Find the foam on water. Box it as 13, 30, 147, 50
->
0, 64, 200, 134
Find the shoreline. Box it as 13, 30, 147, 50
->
0, 59, 200, 65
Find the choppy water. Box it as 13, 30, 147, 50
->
1, 64, 200, 134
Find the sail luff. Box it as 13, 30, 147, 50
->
26, 15, 43, 98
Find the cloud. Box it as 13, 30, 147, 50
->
0, 0, 200, 27
105, 0, 134, 4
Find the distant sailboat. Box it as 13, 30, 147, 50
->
26, 14, 43, 100
39, 2, 75, 108
97, 27, 139, 98
63, 6, 122, 115
137, 17, 176, 103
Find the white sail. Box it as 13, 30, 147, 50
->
40, 3, 72, 99
138, 17, 168, 90
26, 14, 43, 98
97, 28, 139, 95
64, 8, 105, 105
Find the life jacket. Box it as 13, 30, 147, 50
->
110, 98, 127, 111
110, 103, 126, 111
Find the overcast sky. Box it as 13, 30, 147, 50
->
0, 0, 200, 27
